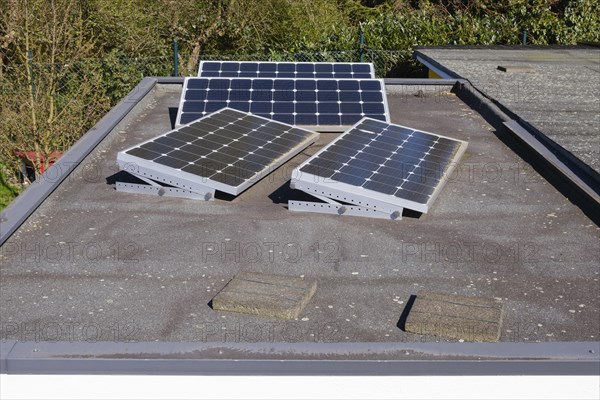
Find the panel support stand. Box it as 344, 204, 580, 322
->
115, 171, 214, 201
289, 191, 402, 220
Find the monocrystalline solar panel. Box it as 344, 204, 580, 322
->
117, 108, 319, 196
291, 118, 468, 213
176, 78, 390, 129
198, 61, 375, 79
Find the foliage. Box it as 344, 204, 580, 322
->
563, 0, 600, 42
1, 0, 109, 178
0, 165, 21, 210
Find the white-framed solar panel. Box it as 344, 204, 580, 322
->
290, 118, 468, 217
117, 108, 319, 197
198, 61, 376, 79
176, 77, 390, 131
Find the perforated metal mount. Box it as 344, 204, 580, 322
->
116, 181, 212, 200
117, 157, 223, 196
290, 176, 404, 214
115, 171, 214, 201
289, 199, 402, 220
288, 190, 402, 220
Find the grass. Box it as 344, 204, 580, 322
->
0, 167, 21, 211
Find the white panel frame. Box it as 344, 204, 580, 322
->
290, 118, 469, 214
198, 60, 376, 79
175, 77, 390, 132
117, 108, 320, 196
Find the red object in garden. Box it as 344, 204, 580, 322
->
15, 151, 63, 173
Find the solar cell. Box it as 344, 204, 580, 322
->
198, 61, 375, 79
176, 77, 390, 130
117, 108, 319, 196
291, 118, 468, 214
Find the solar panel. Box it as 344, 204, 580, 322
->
176, 78, 390, 130
198, 61, 375, 79
117, 108, 320, 197
290, 118, 468, 216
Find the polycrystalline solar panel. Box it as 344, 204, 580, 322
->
292, 118, 468, 213
176, 78, 390, 129
117, 108, 319, 196
198, 61, 375, 79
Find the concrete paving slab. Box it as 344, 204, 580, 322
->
404, 291, 504, 342
212, 272, 317, 320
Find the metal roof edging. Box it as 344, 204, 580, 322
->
413, 50, 600, 208
1, 340, 598, 375
148, 76, 185, 84
457, 79, 600, 195
413, 52, 461, 80
0, 77, 165, 247
452, 81, 600, 216
504, 120, 600, 203
383, 78, 465, 85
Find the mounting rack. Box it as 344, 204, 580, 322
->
115, 171, 214, 201
288, 191, 402, 220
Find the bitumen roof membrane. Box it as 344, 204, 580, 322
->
1, 83, 598, 344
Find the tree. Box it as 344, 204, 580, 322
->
1, 0, 109, 179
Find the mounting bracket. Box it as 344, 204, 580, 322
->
288, 191, 402, 220
115, 171, 214, 201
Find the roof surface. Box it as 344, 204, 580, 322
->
415, 46, 600, 175
0, 83, 598, 344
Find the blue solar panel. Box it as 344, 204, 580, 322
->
294, 118, 468, 212
198, 61, 375, 79
118, 108, 319, 195
176, 78, 390, 128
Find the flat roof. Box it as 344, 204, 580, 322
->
1, 80, 598, 351
415, 46, 600, 176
